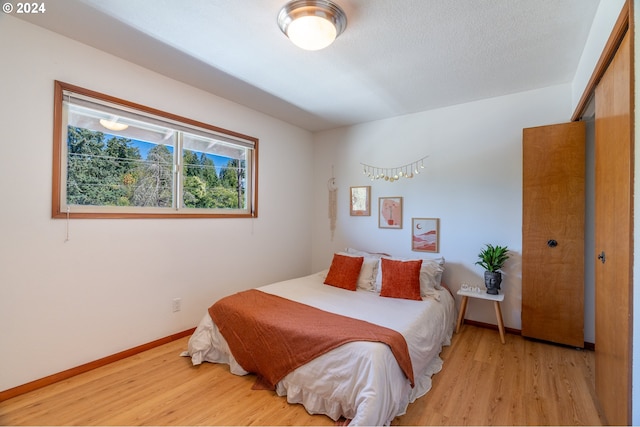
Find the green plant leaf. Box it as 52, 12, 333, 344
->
475, 243, 509, 272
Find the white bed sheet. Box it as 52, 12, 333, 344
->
184, 271, 456, 426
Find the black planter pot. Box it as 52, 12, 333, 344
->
484, 271, 502, 295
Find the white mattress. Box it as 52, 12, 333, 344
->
184, 271, 456, 426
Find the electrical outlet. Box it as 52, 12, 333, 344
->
172, 298, 182, 312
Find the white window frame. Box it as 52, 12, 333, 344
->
52, 81, 259, 219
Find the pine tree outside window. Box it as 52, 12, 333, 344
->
53, 81, 258, 219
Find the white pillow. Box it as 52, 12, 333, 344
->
338, 251, 380, 291
420, 257, 445, 293
344, 247, 387, 259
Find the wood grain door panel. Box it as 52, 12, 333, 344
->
522, 121, 585, 347
594, 30, 632, 427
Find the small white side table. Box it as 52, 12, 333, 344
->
456, 289, 506, 344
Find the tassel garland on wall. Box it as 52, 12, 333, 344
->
361, 155, 428, 182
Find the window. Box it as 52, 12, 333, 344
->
52, 81, 258, 218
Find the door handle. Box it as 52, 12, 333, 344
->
547, 239, 558, 248
598, 251, 606, 264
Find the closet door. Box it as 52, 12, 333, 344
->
522, 121, 585, 347
594, 30, 632, 426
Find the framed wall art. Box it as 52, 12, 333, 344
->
412, 218, 439, 252
350, 186, 371, 216
378, 197, 403, 229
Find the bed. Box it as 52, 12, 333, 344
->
182, 249, 456, 426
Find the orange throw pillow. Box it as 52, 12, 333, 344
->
380, 258, 423, 300
324, 253, 364, 291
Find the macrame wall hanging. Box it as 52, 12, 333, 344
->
327, 167, 337, 241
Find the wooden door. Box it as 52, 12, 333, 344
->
594, 30, 632, 426
522, 121, 585, 347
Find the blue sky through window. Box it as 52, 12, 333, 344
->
105, 134, 233, 175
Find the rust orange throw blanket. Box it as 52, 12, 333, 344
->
209, 289, 415, 390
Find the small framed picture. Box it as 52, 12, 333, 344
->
379, 197, 403, 229
412, 218, 439, 252
350, 186, 371, 216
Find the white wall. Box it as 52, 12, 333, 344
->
0, 16, 314, 392
311, 84, 573, 331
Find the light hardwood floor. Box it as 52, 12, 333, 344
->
0, 325, 605, 425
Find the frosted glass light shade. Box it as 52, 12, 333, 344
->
278, 0, 347, 51
287, 15, 337, 50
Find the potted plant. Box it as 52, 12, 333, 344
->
475, 244, 509, 295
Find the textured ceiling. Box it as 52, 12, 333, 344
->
18, 0, 601, 132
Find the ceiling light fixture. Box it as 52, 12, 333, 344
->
277, 0, 347, 51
